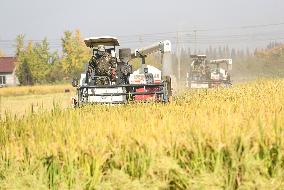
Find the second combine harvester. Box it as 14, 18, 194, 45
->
72, 36, 174, 105
186, 55, 233, 89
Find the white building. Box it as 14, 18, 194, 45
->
0, 57, 19, 87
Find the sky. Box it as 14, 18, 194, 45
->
1, 0, 284, 55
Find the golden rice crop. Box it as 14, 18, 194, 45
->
0, 79, 284, 189
0, 84, 74, 96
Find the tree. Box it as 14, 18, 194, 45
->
212, 47, 217, 58
16, 58, 33, 85
15, 34, 25, 57
31, 38, 54, 83
226, 45, 230, 57
61, 30, 90, 78
231, 48, 236, 58
15, 34, 61, 84
48, 62, 64, 82
205, 48, 209, 57
218, 46, 223, 57
246, 48, 250, 57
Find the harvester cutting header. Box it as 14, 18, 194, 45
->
72, 36, 173, 106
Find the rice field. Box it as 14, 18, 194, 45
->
0, 93, 72, 117
0, 84, 74, 116
0, 79, 284, 189
0, 84, 74, 97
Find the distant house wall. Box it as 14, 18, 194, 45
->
0, 57, 19, 87
0, 70, 19, 87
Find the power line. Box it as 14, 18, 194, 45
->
117, 21, 284, 38
1, 21, 284, 54
2, 21, 283, 43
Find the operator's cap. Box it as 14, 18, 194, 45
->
98, 45, 105, 52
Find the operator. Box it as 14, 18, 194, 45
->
86, 45, 107, 84
97, 45, 106, 57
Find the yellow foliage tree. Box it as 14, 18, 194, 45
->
15, 34, 60, 84
255, 44, 284, 59
61, 30, 90, 78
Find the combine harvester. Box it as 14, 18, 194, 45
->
72, 36, 174, 106
186, 55, 233, 89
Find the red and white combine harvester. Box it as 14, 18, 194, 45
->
72, 36, 173, 106
186, 55, 233, 89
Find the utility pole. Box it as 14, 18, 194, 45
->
176, 31, 181, 80
194, 30, 197, 54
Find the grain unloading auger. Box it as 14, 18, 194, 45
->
72, 36, 173, 106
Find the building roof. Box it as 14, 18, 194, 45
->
0, 57, 17, 73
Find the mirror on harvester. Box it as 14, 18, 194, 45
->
72, 78, 78, 87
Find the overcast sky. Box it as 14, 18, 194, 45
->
1, 0, 284, 55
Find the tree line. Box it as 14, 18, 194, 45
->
8, 30, 284, 85
173, 42, 284, 81
15, 30, 90, 85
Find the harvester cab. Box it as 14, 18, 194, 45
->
72, 36, 173, 106
209, 59, 232, 83
186, 55, 232, 89
78, 36, 120, 87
